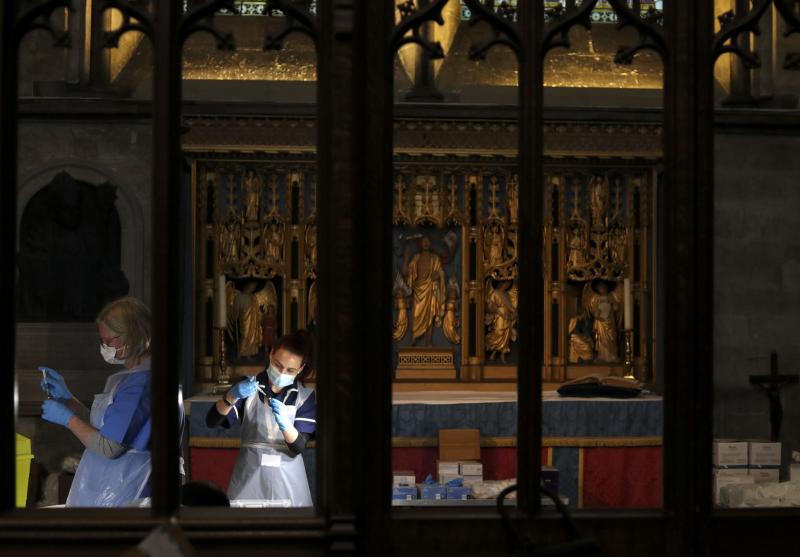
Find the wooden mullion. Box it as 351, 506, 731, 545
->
517, 0, 545, 514
0, 0, 19, 513
358, 0, 395, 552
150, 0, 183, 516
316, 0, 359, 551
663, 0, 714, 552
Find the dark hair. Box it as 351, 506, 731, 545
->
272, 329, 315, 382
180, 481, 230, 507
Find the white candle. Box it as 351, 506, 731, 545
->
214, 274, 227, 329
623, 278, 633, 331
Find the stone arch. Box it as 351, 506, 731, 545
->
17, 164, 147, 314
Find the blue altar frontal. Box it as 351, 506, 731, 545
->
186, 391, 663, 508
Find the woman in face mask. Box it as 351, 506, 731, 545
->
206, 329, 316, 507
39, 296, 155, 507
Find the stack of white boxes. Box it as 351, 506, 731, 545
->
747, 441, 781, 483
436, 461, 484, 484
712, 440, 753, 505
460, 461, 483, 484
437, 461, 460, 484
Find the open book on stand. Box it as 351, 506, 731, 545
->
556, 374, 642, 398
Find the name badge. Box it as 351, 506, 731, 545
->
261, 454, 281, 467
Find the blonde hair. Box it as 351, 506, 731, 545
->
96, 296, 152, 365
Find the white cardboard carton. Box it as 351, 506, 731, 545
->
748, 441, 781, 468
392, 471, 417, 487
712, 440, 748, 468
713, 471, 754, 506
460, 462, 483, 477
748, 468, 780, 483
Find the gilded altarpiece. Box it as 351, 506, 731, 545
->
193, 161, 317, 382
543, 170, 653, 383
390, 164, 653, 383
185, 117, 659, 385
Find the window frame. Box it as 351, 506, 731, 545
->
1, 1, 798, 555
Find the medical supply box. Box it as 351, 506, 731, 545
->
747, 441, 781, 468
420, 484, 447, 500
438, 429, 480, 462
392, 470, 417, 487
391, 486, 418, 501
712, 439, 748, 468
445, 486, 472, 500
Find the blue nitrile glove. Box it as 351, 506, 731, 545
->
423, 474, 435, 485
229, 376, 257, 400
41, 399, 75, 427
445, 477, 464, 487
268, 398, 291, 431
39, 366, 72, 402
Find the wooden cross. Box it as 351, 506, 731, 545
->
749, 351, 798, 442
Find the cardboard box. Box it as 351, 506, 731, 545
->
748, 468, 780, 483
439, 429, 481, 462
712, 440, 748, 468
445, 486, 472, 500
461, 475, 483, 485
791, 463, 800, 481
713, 468, 749, 478
391, 486, 418, 501
747, 441, 781, 468
392, 470, 416, 487
459, 462, 483, 477
420, 484, 447, 500
437, 461, 460, 478
542, 466, 559, 494
713, 470, 753, 505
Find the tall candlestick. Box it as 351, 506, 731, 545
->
215, 274, 227, 329
623, 278, 633, 331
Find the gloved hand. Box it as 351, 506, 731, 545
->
41, 399, 75, 427
229, 376, 257, 401
39, 366, 72, 402
268, 398, 291, 432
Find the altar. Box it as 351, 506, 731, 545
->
186, 390, 662, 509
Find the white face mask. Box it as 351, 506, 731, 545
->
267, 364, 295, 389
100, 343, 126, 365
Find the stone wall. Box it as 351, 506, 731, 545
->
714, 132, 800, 474
16, 119, 153, 497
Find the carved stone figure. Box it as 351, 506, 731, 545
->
226, 279, 278, 359
568, 310, 595, 363
610, 226, 628, 265
485, 279, 518, 362
264, 222, 283, 262
589, 175, 609, 230
242, 169, 262, 222
17, 171, 129, 321
402, 235, 446, 347
506, 175, 519, 224
219, 219, 240, 263
583, 281, 622, 363
484, 221, 505, 269
305, 222, 317, 275
567, 221, 589, 269
442, 277, 461, 344
392, 273, 412, 342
